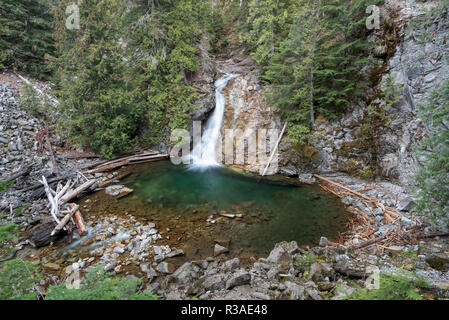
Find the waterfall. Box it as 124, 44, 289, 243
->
190, 73, 238, 169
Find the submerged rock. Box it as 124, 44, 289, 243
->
214, 244, 229, 257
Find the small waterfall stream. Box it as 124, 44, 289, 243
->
190, 73, 238, 169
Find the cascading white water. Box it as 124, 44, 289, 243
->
190, 73, 238, 169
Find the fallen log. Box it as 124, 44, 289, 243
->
70, 203, 87, 236
98, 171, 132, 188
40, 176, 72, 223
353, 233, 389, 250
27, 221, 58, 248
313, 174, 373, 202
60, 179, 97, 205
0, 165, 32, 185
334, 264, 372, 279
51, 204, 79, 236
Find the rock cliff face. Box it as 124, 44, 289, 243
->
219, 54, 281, 174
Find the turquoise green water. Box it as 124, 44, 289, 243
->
120, 161, 349, 254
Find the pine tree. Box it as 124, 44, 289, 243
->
264, 0, 323, 143
53, 0, 140, 158
260, 0, 383, 144
245, 0, 293, 69
414, 80, 449, 226
53, 0, 216, 157
0, 0, 54, 78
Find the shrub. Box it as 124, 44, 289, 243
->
0, 223, 18, 260
45, 265, 159, 300
347, 272, 430, 300
0, 259, 40, 300
0, 178, 14, 193
413, 80, 449, 226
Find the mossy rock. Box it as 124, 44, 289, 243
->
314, 114, 330, 127
425, 253, 449, 272
302, 145, 319, 160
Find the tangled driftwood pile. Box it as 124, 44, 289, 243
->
313, 174, 432, 254
27, 150, 168, 247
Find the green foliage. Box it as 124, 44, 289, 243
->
244, 0, 384, 142
0, 223, 18, 261
414, 80, 449, 226
0, 259, 40, 300
46, 265, 158, 300
53, 0, 215, 158
284, 124, 310, 146
18, 83, 55, 120
0, 178, 14, 193
381, 75, 403, 108
294, 252, 318, 272
347, 272, 430, 300
0, 0, 54, 78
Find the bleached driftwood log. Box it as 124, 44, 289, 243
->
39, 176, 72, 223
60, 179, 97, 205
50, 204, 79, 236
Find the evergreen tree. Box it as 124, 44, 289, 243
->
244, 0, 293, 69
264, 0, 323, 143
0, 0, 54, 78
313, 0, 383, 117
53, 0, 141, 158
258, 0, 383, 144
53, 0, 216, 158
414, 80, 449, 226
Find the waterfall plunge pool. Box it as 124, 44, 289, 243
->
78, 161, 350, 263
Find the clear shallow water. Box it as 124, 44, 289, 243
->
120, 161, 349, 254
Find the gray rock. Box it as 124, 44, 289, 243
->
309, 262, 334, 282
298, 173, 315, 184
156, 262, 175, 274
400, 216, 413, 227
284, 281, 305, 300
105, 185, 126, 196
397, 197, 415, 211
224, 258, 240, 272
104, 261, 117, 272
226, 270, 251, 290
171, 262, 200, 286
267, 241, 299, 264
113, 246, 125, 255
140, 263, 158, 279
165, 248, 184, 259
319, 237, 329, 247
214, 244, 229, 257
201, 274, 226, 292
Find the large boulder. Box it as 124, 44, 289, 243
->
170, 262, 201, 286
267, 241, 300, 264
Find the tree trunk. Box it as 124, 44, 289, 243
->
27, 221, 59, 248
